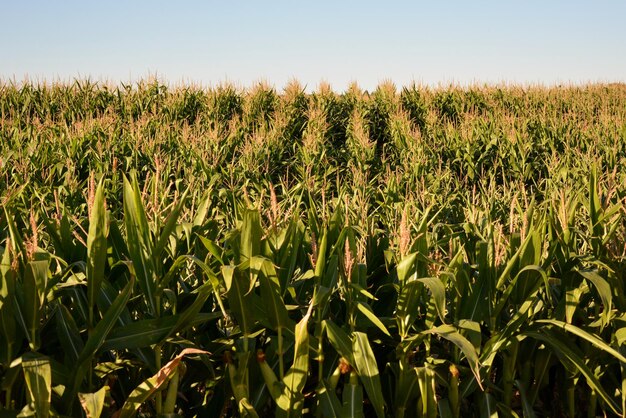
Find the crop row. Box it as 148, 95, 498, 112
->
0, 81, 625, 416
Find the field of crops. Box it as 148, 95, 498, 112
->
0, 80, 625, 417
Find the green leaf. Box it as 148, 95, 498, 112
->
314, 229, 328, 280
3, 208, 25, 264
274, 303, 313, 417
158, 255, 192, 293
396, 278, 421, 338
524, 329, 621, 415
154, 188, 189, 257
0, 243, 17, 360
352, 332, 385, 418
425, 324, 483, 390
239, 398, 260, 418
417, 277, 446, 323
240, 209, 262, 262
494, 265, 547, 318
55, 304, 84, 363
253, 257, 290, 331
478, 392, 498, 418
341, 374, 364, 418
317, 381, 342, 418
193, 188, 213, 228
168, 281, 216, 337
323, 320, 355, 366
285, 308, 310, 394
86, 179, 108, 328
588, 166, 602, 239
460, 241, 493, 323
22, 352, 51, 418
118, 348, 207, 418
123, 175, 158, 316
615, 328, 626, 346
535, 319, 626, 363
416, 365, 437, 418
355, 301, 390, 336
396, 253, 417, 286
350, 283, 377, 301
22, 259, 49, 350
102, 312, 219, 351
222, 265, 255, 340
515, 380, 536, 418
63, 277, 134, 412
394, 361, 420, 415
196, 235, 224, 265
576, 269, 612, 328
78, 386, 108, 418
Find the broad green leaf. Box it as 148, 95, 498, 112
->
355, 301, 390, 336
425, 324, 483, 390
515, 380, 536, 418
22, 352, 51, 418
22, 259, 49, 350
277, 303, 312, 415
576, 269, 612, 328
396, 278, 422, 338
196, 235, 224, 265
78, 386, 108, 418
193, 188, 213, 227
272, 300, 313, 417
459, 241, 493, 323
323, 320, 355, 366
3, 208, 25, 264
315, 229, 328, 279
495, 232, 529, 290
396, 253, 417, 286
524, 330, 620, 415
416, 365, 437, 418
63, 277, 134, 411
478, 392, 498, 418
253, 257, 290, 331
418, 277, 446, 323
240, 209, 262, 262
352, 332, 385, 418
239, 398, 260, 418
118, 348, 207, 418
350, 283, 377, 301
168, 281, 216, 337
457, 319, 482, 351
0, 242, 17, 360
154, 188, 189, 257
493, 265, 547, 318
317, 381, 342, 418
55, 304, 84, 363
535, 319, 626, 363
394, 362, 419, 416
588, 166, 602, 239
102, 312, 219, 351
123, 175, 158, 316
86, 179, 108, 328
158, 254, 192, 293
222, 265, 255, 339
341, 374, 364, 418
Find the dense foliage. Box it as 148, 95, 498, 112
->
1, 80, 626, 417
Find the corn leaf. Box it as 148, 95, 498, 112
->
22, 352, 51, 418
352, 332, 385, 418
79, 385, 108, 418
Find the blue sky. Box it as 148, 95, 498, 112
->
2, 1, 625, 91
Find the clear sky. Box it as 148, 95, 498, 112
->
2, 1, 625, 91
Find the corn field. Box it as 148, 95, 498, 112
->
1, 80, 626, 417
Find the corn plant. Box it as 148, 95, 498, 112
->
0, 80, 625, 417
